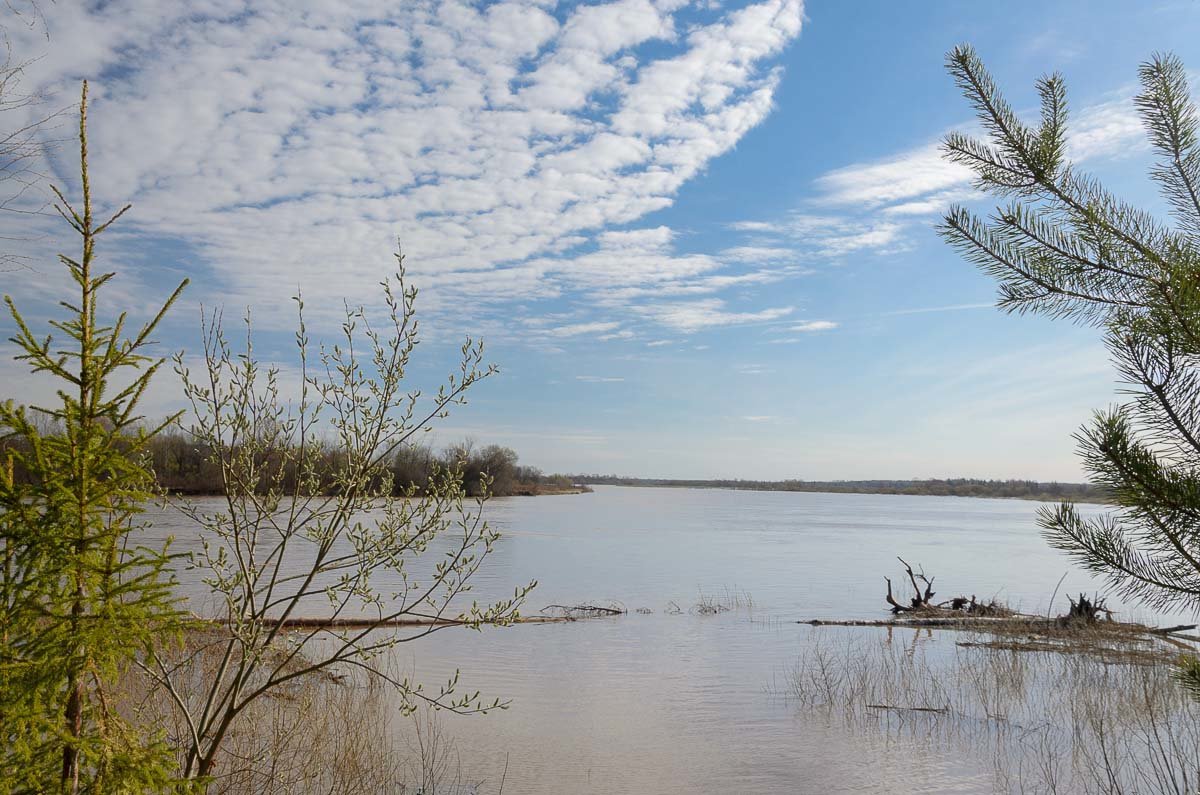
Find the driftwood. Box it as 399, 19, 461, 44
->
202, 615, 577, 630
540, 603, 626, 619
801, 616, 1200, 644
800, 616, 1041, 629
198, 604, 628, 631
883, 557, 1006, 617
1152, 624, 1199, 635
867, 703, 949, 715
1061, 592, 1114, 624
885, 557, 936, 613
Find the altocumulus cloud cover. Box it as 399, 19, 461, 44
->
6, 0, 805, 340
5, 0, 1192, 480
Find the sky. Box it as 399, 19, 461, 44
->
1, 0, 1197, 481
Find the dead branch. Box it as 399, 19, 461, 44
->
866, 703, 949, 715
801, 616, 1042, 629
540, 603, 626, 619
1150, 624, 1199, 635
195, 606, 629, 632
883, 557, 1010, 617
885, 557, 945, 613
199, 615, 576, 630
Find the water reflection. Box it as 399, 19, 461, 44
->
140, 486, 1185, 793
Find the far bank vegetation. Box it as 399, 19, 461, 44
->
0, 428, 584, 498
575, 475, 1104, 502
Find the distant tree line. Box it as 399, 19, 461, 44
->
0, 425, 578, 497
572, 475, 1108, 502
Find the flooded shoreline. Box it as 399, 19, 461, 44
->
137, 485, 1200, 792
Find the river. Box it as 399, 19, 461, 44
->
143, 485, 1184, 793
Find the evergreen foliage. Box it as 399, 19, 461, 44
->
939, 47, 1200, 613
0, 83, 187, 793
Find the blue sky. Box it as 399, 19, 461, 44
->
3, 0, 1197, 480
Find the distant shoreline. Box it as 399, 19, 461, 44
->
572, 477, 1108, 503
501, 484, 592, 497
159, 483, 593, 499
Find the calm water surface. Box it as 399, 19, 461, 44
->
145, 486, 1177, 794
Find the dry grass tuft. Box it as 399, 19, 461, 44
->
117, 630, 485, 794
694, 587, 754, 615
785, 627, 1200, 794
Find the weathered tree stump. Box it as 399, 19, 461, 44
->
885, 557, 937, 613
1059, 593, 1112, 625
883, 557, 1006, 616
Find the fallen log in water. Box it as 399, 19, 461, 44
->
1150, 623, 1199, 635
541, 602, 626, 618
800, 613, 1200, 667
193, 607, 625, 631
257, 615, 576, 629
799, 616, 1200, 639
799, 616, 1043, 629
867, 703, 949, 715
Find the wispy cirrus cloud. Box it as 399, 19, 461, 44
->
728, 213, 909, 259
575, 375, 625, 383
641, 298, 793, 333
762, 318, 838, 344
788, 320, 837, 332
548, 321, 623, 338
726, 86, 1151, 282
813, 143, 972, 210
598, 329, 635, 341
883, 302, 994, 316
808, 91, 1145, 217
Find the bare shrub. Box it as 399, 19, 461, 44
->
138, 257, 534, 783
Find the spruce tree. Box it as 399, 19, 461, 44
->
939, 46, 1200, 616
0, 82, 187, 792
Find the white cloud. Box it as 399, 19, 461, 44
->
883, 302, 994, 316
741, 415, 776, 422
880, 188, 982, 217
789, 320, 837, 332
4, 0, 804, 337
727, 213, 907, 258
598, 329, 635, 341
642, 298, 792, 332
575, 375, 625, 383
736, 363, 772, 375
718, 245, 797, 263
726, 89, 1150, 273
549, 320, 621, 337
1067, 95, 1147, 162
814, 143, 972, 209
815, 223, 904, 256
807, 93, 1145, 218
598, 265, 809, 304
